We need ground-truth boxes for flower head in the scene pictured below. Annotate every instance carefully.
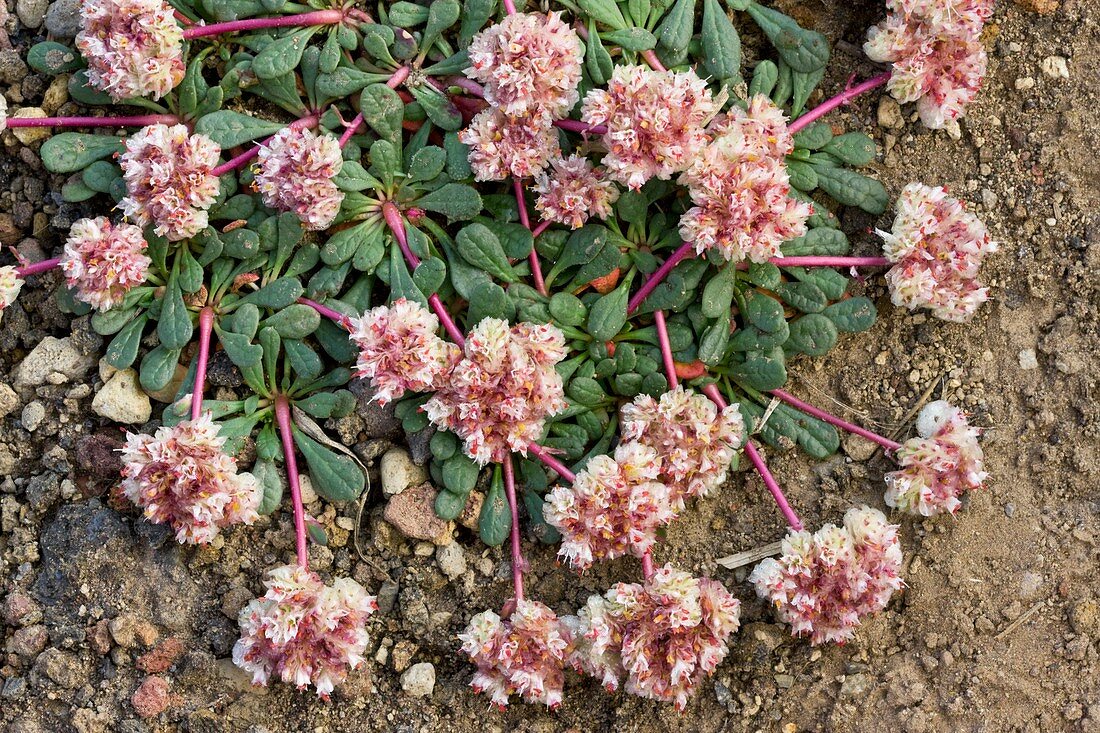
[544,441,677,569]
[459,600,572,709]
[61,217,151,311]
[423,319,567,465]
[0,95,7,132]
[620,386,745,506]
[865,0,994,134]
[750,506,904,644]
[233,564,377,697]
[0,266,24,320]
[119,124,221,241]
[581,65,723,189]
[349,298,460,405]
[878,182,997,322]
[459,108,561,181]
[466,11,583,122]
[76,0,185,101]
[533,154,619,229]
[678,96,811,263]
[255,126,345,231]
[120,412,261,544]
[564,566,741,711]
[885,400,986,515]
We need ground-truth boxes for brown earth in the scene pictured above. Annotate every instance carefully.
[1,0,1098,731]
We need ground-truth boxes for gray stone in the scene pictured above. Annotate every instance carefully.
[0,383,18,418]
[20,401,45,432]
[13,337,97,389]
[406,426,435,466]
[877,96,904,130]
[380,448,427,496]
[92,369,152,424]
[399,662,435,697]
[436,542,466,580]
[45,0,83,37]
[16,0,49,28]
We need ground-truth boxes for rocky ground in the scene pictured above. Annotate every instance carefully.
[1,0,1098,731]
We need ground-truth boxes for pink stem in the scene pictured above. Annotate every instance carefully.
[744,441,803,531]
[531,220,552,238]
[789,72,891,133]
[182,9,344,39]
[502,0,517,14]
[653,310,679,390]
[756,256,890,268]
[381,203,466,348]
[339,66,412,147]
[6,114,178,128]
[526,442,576,483]
[702,382,727,410]
[640,50,666,72]
[502,455,525,602]
[769,388,901,452]
[298,297,351,330]
[274,395,310,568]
[448,77,485,97]
[641,551,656,580]
[627,242,695,314]
[190,307,214,421]
[513,179,548,296]
[16,257,61,277]
[210,114,318,177]
[553,119,607,136]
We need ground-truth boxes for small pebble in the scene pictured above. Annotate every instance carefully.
[400,662,436,697]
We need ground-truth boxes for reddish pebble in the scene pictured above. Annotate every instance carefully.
[131,676,170,718]
[137,637,185,673]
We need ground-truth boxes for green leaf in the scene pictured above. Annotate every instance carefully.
[413,258,447,295]
[40,133,124,174]
[730,348,787,391]
[195,110,283,148]
[430,431,459,461]
[545,225,613,285]
[408,146,448,183]
[568,376,606,407]
[91,306,137,336]
[360,83,405,142]
[467,281,512,325]
[296,390,355,419]
[792,122,833,150]
[701,264,736,318]
[409,83,464,132]
[775,280,827,313]
[252,28,317,79]
[579,0,627,29]
[784,266,848,300]
[389,0,430,25]
[254,459,285,515]
[444,132,472,180]
[158,279,193,350]
[601,27,658,51]
[822,132,877,166]
[791,67,825,117]
[442,453,479,494]
[655,0,696,54]
[178,247,204,294]
[746,261,781,290]
[549,293,587,327]
[812,165,889,214]
[786,313,838,356]
[481,221,533,260]
[217,329,263,368]
[479,469,511,547]
[417,183,482,220]
[105,315,148,370]
[293,426,366,502]
[322,221,375,266]
[284,339,323,381]
[786,159,818,191]
[701,0,741,84]
[699,313,730,365]
[369,139,403,183]
[455,223,516,282]
[823,296,877,332]
[781,227,849,257]
[435,489,467,520]
[743,290,786,332]
[28,42,83,74]
[586,277,631,341]
[749,60,779,98]
[423,0,462,51]
[585,21,614,85]
[333,160,382,192]
[729,321,789,351]
[746,3,829,73]
[61,179,96,203]
[263,304,320,339]
[389,241,428,307]
[139,346,180,392]
[317,66,389,98]
[239,277,304,310]
[523,489,561,544]
[459,0,497,44]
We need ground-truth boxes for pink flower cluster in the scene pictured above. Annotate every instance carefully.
[120,412,261,544]
[885,400,987,515]
[620,386,745,507]
[544,442,677,569]
[750,506,904,644]
[424,318,567,465]
[0,266,24,320]
[679,95,811,263]
[61,217,150,311]
[533,154,619,229]
[349,298,459,405]
[255,127,345,231]
[458,600,571,708]
[233,564,377,697]
[864,0,994,134]
[120,124,221,241]
[564,565,741,711]
[581,65,723,190]
[879,182,997,322]
[460,12,582,181]
[76,0,185,101]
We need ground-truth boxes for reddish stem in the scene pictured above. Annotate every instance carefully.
[531,220,552,238]
[447,77,485,97]
[640,50,666,73]
[757,256,890,269]
[513,179,548,296]
[16,257,61,277]
[298,297,351,330]
[338,66,411,147]
[744,441,803,531]
[381,202,466,348]
[502,0,517,14]
[502,455,525,602]
[6,114,178,129]
[526,442,576,483]
[190,307,214,421]
[701,382,727,409]
[182,9,345,39]
[553,119,607,136]
[210,114,319,177]
[274,395,309,568]
[769,388,901,452]
[653,310,679,390]
[789,72,891,134]
[627,242,695,314]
